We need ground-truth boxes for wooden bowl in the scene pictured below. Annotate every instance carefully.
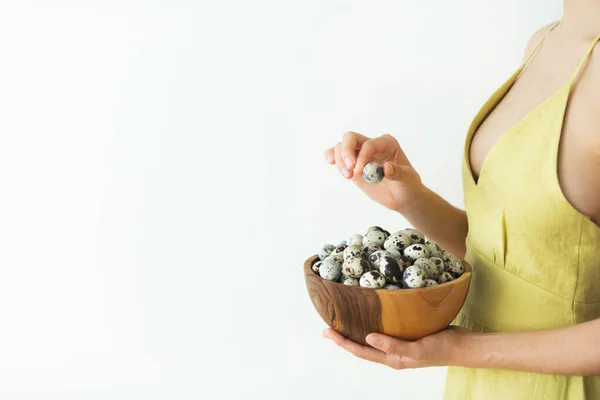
[304,255,472,345]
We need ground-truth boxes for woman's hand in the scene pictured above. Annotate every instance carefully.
[324,132,424,212]
[322,326,472,370]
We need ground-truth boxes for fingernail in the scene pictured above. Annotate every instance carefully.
[366,334,380,346]
[322,329,330,339]
[341,167,351,178]
[344,156,354,169]
[387,164,394,176]
[327,155,334,163]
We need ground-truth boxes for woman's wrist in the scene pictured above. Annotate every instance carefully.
[393,182,429,215]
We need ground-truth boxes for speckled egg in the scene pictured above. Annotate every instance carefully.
[366,226,385,234]
[362,229,387,248]
[447,260,464,278]
[343,245,363,260]
[424,239,443,258]
[424,279,438,287]
[442,251,463,277]
[402,265,426,288]
[414,258,439,281]
[429,257,445,276]
[384,231,411,252]
[342,276,359,286]
[368,250,392,268]
[318,244,336,261]
[363,162,384,184]
[397,255,413,269]
[383,283,402,290]
[386,247,402,260]
[404,244,431,261]
[312,260,323,275]
[401,228,425,244]
[359,270,387,288]
[337,240,347,247]
[331,245,347,259]
[319,256,342,281]
[438,271,455,284]
[363,244,382,256]
[342,256,370,278]
[379,256,404,283]
[347,234,364,247]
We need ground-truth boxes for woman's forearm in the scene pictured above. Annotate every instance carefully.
[456,318,600,375]
[397,184,468,258]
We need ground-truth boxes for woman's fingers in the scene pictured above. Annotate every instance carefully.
[334,143,352,179]
[383,162,413,182]
[353,134,398,175]
[341,131,369,171]
[324,147,335,164]
[366,333,413,356]
[323,328,387,364]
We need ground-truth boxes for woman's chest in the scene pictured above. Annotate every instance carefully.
[468,57,600,224]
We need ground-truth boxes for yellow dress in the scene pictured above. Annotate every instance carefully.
[444,22,600,399]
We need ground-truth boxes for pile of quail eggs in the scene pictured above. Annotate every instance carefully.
[312,226,464,289]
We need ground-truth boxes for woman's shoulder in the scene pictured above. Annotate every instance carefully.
[522,21,560,61]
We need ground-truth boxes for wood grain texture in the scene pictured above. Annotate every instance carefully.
[304,255,472,345]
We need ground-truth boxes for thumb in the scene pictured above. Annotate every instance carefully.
[366,333,412,355]
[383,162,411,182]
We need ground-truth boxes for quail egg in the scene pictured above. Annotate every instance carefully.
[429,257,445,276]
[363,243,382,255]
[363,229,387,248]
[359,270,386,288]
[414,258,439,281]
[404,244,431,261]
[424,279,438,287]
[424,239,443,258]
[366,226,385,234]
[402,265,426,288]
[347,234,364,247]
[331,245,347,258]
[384,231,411,252]
[379,256,404,283]
[447,260,464,278]
[318,244,336,261]
[363,162,384,184]
[442,251,464,277]
[386,247,402,260]
[312,260,323,275]
[438,271,455,284]
[342,276,359,286]
[337,240,348,247]
[343,245,363,260]
[401,229,425,244]
[319,256,342,281]
[369,250,392,268]
[383,283,402,290]
[342,256,370,278]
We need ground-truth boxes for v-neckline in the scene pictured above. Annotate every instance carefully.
[465,74,571,188]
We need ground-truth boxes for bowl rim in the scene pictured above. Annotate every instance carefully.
[304,254,472,294]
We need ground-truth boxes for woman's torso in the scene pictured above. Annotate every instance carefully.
[469,23,600,224]
[444,22,600,399]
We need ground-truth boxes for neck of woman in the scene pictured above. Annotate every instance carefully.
[562,0,600,38]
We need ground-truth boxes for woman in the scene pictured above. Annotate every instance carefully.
[322,2,600,399]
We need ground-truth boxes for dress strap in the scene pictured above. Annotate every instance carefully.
[568,34,600,85]
[523,21,561,66]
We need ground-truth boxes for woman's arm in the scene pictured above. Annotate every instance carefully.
[460,318,600,375]
[324,132,468,258]
[323,317,600,376]
[395,185,468,259]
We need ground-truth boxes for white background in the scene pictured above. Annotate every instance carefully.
[0,1,560,399]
